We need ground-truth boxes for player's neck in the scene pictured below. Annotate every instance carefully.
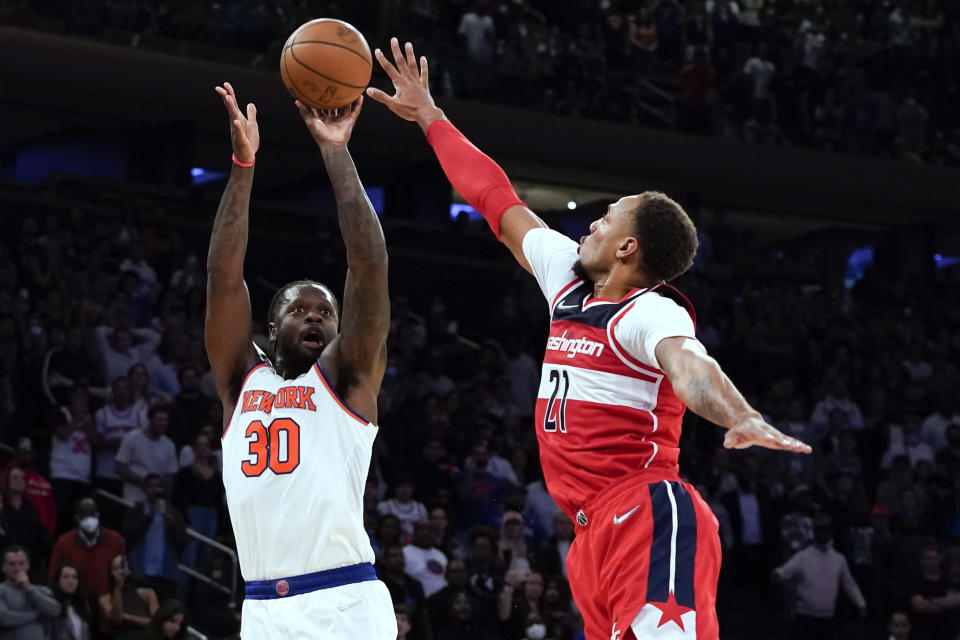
[591,265,654,301]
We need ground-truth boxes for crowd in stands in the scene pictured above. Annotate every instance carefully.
[0,174,957,640]
[5,0,960,165]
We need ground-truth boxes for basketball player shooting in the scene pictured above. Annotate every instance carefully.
[368,40,811,640]
[206,83,395,639]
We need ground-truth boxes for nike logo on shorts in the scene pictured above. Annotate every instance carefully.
[337,599,362,612]
[612,504,642,525]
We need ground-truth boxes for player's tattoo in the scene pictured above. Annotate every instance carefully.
[320,145,386,262]
[685,374,729,427]
[208,168,254,273]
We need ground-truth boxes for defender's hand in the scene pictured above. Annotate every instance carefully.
[296,97,362,147]
[724,416,812,453]
[366,38,443,130]
[214,82,260,164]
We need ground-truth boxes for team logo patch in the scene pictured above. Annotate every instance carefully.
[275,580,290,596]
[576,509,588,526]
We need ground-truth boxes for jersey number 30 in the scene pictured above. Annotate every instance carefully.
[241,418,301,477]
[544,369,570,433]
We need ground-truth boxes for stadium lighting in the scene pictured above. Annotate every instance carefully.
[567,201,577,210]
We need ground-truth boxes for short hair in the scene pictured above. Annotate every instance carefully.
[148,405,170,420]
[267,280,337,326]
[468,525,497,547]
[2,544,27,562]
[630,192,698,282]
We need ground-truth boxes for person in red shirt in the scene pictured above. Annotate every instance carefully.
[8,438,56,536]
[49,497,126,614]
[369,39,812,640]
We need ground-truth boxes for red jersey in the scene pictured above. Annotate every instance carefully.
[523,229,697,519]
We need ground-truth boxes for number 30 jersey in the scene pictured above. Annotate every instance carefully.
[221,358,377,581]
[522,229,697,520]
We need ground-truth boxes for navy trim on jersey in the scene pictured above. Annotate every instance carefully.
[312,361,370,425]
[552,283,652,329]
[646,481,697,608]
[245,562,377,599]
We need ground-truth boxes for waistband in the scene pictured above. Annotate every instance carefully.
[245,562,377,600]
[575,465,681,528]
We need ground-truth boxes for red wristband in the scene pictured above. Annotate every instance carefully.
[232,153,255,168]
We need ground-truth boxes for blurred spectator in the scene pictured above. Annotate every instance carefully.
[378,542,432,640]
[677,47,716,135]
[50,386,96,534]
[498,511,532,572]
[98,553,159,640]
[9,439,55,536]
[780,484,816,557]
[169,366,208,449]
[524,476,559,540]
[379,473,429,542]
[907,544,960,640]
[94,376,148,502]
[404,520,448,598]
[464,436,517,485]
[465,526,504,620]
[883,418,935,469]
[173,431,222,570]
[49,498,126,615]
[374,514,403,559]
[177,424,222,471]
[811,381,864,430]
[457,2,495,65]
[121,474,187,600]
[115,406,177,503]
[886,610,913,640]
[145,598,188,640]
[426,559,470,625]
[498,569,544,640]
[93,325,161,385]
[0,545,60,640]
[396,602,412,640]
[43,328,102,406]
[435,590,491,640]
[921,394,960,452]
[743,42,776,109]
[459,440,510,530]
[533,511,574,578]
[772,514,867,639]
[128,363,173,411]
[541,576,577,640]
[2,466,49,580]
[49,563,92,640]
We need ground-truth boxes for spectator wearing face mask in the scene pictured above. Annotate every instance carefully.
[772,514,867,639]
[49,498,125,614]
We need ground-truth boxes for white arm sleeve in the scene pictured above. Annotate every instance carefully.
[612,293,697,369]
[520,228,581,305]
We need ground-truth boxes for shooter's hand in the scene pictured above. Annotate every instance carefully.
[214,82,260,164]
[296,97,362,148]
[366,38,444,132]
[724,416,812,453]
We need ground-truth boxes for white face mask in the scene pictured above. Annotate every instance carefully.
[79,516,99,533]
[526,624,547,640]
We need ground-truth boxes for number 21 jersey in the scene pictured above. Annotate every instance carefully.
[522,228,697,520]
[222,359,377,581]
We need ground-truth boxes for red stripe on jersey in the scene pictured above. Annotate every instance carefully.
[606,301,664,376]
[544,320,658,382]
[581,286,646,308]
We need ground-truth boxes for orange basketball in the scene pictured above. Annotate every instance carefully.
[280,19,372,110]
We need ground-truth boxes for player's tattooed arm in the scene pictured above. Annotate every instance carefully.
[656,337,812,453]
[206,83,260,407]
[298,99,389,419]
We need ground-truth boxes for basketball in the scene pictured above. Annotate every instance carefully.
[280,19,372,110]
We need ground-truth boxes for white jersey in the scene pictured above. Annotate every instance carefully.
[222,359,378,582]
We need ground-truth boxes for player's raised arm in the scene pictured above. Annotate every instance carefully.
[205,83,261,407]
[367,38,548,273]
[296,98,389,423]
[655,336,812,453]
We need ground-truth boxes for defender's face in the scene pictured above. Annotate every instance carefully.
[272,284,339,363]
[576,196,640,279]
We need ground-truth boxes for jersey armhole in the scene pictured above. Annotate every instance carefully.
[312,362,374,428]
[221,362,271,439]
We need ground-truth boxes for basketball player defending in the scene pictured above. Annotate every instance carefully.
[207,83,395,639]
[368,40,811,640]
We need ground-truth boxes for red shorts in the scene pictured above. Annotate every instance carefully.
[566,473,721,640]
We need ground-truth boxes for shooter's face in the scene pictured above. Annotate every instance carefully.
[575,196,641,281]
[271,284,339,365]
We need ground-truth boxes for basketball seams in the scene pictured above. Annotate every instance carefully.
[287,47,369,90]
[286,40,372,66]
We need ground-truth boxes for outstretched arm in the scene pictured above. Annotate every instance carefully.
[655,337,811,453]
[205,82,261,408]
[296,99,389,422]
[367,38,548,272]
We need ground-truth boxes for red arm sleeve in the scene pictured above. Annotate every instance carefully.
[425,119,526,240]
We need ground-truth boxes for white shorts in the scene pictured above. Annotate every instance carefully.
[240,579,397,640]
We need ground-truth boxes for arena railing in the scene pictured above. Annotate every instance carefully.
[93,489,240,609]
